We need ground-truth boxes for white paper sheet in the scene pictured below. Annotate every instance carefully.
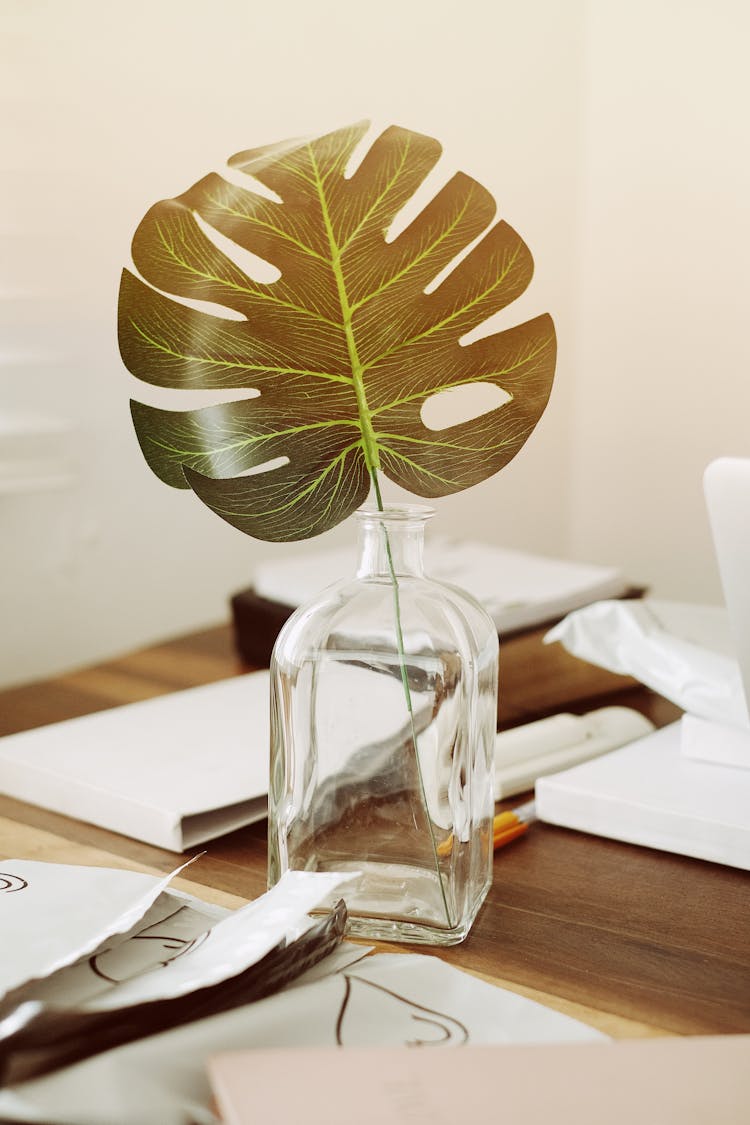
[13,893,227,1010]
[0,952,605,1125]
[0,859,194,1003]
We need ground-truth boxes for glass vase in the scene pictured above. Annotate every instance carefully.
[267,505,498,945]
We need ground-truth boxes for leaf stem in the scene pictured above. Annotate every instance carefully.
[370,468,453,931]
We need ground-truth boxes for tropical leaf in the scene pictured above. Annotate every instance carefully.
[119,122,556,541]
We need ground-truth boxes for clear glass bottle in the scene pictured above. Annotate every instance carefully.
[268,505,498,945]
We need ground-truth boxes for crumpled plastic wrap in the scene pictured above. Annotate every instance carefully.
[545,598,749,729]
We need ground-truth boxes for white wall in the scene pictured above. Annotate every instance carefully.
[1,0,584,687]
[569,0,750,601]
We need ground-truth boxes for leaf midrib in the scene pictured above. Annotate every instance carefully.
[308,144,381,477]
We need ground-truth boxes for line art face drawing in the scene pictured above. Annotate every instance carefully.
[0,873,28,893]
[335,973,470,1047]
[89,928,211,983]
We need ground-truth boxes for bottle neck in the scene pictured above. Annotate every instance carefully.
[355,506,432,579]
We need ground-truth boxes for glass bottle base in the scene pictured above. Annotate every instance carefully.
[342,908,481,947]
[289,859,490,947]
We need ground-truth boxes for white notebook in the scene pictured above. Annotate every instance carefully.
[0,674,270,851]
[536,721,750,871]
[2,666,654,852]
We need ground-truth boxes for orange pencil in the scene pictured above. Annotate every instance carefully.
[492,799,536,849]
[438,800,537,856]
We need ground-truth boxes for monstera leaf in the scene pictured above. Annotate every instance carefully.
[119,122,555,541]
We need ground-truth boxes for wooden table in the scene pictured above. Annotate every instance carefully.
[1,623,748,1040]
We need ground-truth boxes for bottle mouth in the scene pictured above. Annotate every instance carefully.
[355,503,435,524]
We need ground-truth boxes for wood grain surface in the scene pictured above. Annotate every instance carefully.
[2,622,747,1040]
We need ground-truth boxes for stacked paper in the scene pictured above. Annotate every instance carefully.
[253,538,628,634]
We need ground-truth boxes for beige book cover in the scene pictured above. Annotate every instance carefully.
[209,1037,750,1125]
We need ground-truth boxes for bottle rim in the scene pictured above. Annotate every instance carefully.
[354,503,435,523]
